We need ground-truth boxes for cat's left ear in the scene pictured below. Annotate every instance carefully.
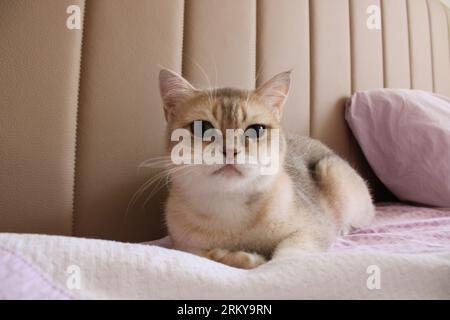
[255,71,292,120]
[159,68,196,122]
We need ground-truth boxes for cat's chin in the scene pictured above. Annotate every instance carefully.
[203,165,255,189]
[211,164,242,177]
[171,164,271,193]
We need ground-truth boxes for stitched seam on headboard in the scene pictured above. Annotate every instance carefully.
[346,0,353,164]
[306,0,311,137]
[308,0,312,137]
[253,0,257,90]
[427,0,436,92]
[71,0,88,236]
[181,0,186,77]
[380,0,387,88]
[404,0,412,89]
[405,0,413,89]
[446,2,450,74]
[348,0,354,94]
[255,0,260,88]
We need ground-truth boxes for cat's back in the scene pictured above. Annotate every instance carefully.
[284,134,335,205]
[285,134,334,166]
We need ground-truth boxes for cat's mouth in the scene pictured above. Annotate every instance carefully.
[212,164,242,177]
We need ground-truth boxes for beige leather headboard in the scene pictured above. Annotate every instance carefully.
[1,0,450,241]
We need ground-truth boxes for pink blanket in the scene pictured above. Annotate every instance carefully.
[1,203,449,299]
[332,203,450,253]
[151,203,450,254]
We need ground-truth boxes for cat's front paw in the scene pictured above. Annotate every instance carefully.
[205,248,267,269]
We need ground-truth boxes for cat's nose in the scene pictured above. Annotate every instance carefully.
[223,148,241,163]
[223,148,239,156]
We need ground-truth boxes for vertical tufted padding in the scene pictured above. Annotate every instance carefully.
[448,6,450,52]
[73,0,184,241]
[310,0,352,160]
[428,0,450,96]
[0,0,84,235]
[256,0,310,136]
[350,0,384,90]
[407,0,434,91]
[349,0,396,201]
[381,0,411,88]
[183,0,256,89]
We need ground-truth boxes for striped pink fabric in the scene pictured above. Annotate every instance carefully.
[0,246,74,300]
[332,203,450,253]
[1,204,449,299]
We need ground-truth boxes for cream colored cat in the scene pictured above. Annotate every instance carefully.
[158,68,375,269]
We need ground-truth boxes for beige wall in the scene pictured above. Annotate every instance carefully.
[442,0,450,8]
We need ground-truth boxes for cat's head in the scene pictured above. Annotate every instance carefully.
[159,68,291,192]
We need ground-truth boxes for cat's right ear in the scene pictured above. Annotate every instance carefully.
[159,68,196,122]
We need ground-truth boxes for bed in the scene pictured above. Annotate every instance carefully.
[1,203,449,300]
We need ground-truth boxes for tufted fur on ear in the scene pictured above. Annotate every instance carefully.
[159,68,196,122]
[255,71,292,120]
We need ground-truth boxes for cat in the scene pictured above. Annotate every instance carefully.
[158,68,375,269]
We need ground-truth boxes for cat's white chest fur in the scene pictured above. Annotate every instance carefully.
[187,190,253,228]
[166,172,298,254]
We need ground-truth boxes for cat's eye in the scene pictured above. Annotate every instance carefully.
[190,120,214,138]
[245,124,267,139]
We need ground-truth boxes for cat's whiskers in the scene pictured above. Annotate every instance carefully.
[190,58,217,107]
[255,59,266,86]
[138,158,175,170]
[142,165,197,208]
[126,159,184,220]
[126,157,200,221]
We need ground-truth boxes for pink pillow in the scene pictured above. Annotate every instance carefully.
[345,89,450,207]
